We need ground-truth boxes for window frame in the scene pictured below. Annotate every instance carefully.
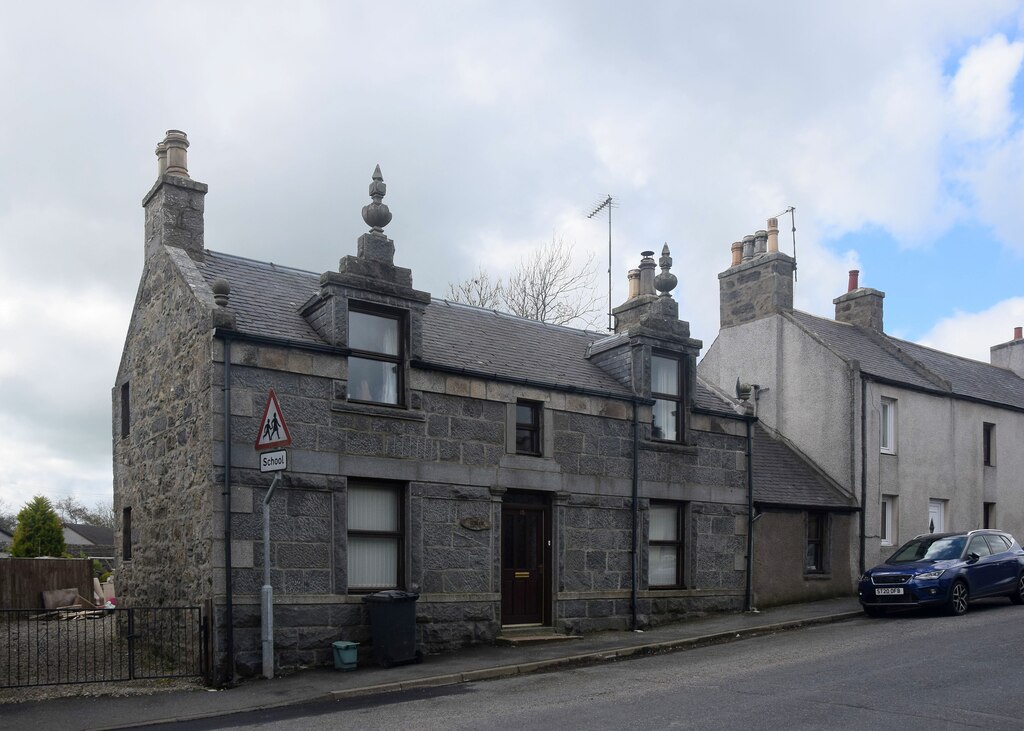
[651,352,683,443]
[515,400,543,456]
[805,511,828,574]
[880,397,897,455]
[880,496,895,547]
[983,422,995,466]
[346,481,405,593]
[648,501,685,589]
[347,304,404,407]
[120,382,130,439]
[121,507,132,561]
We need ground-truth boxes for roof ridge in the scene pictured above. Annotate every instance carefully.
[205,249,320,277]
[431,298,604,336]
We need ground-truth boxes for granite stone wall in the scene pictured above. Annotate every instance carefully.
[113,245,217,611]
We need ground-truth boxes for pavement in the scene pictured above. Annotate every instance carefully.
[6,596,863,730]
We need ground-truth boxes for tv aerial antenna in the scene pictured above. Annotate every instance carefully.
[774,206,797,281]
[587,194,617,330]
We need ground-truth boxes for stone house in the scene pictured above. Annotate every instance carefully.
[113,131,845,681]
[700,221,1024,597]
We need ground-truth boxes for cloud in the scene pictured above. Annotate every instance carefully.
[917,296,1024,362]
[950,34,1024,141]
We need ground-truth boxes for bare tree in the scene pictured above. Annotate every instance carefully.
[447,237,602,328]
[53,495,115,529]
[446,267,503,309]
[0,498,15,533]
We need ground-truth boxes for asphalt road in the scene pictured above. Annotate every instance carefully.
[159,599,1024,731]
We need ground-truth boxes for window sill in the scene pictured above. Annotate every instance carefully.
[499,454,561,472]
[640,440,698,456]
[803,572,832,580]
[331,400,426,422]
[880,448,896,456]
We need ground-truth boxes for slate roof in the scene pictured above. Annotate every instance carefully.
[751,428,857,509]
[64,523,115,546]
[789,310,1024,409]
[196,252,323,344]
[695,379,856,510]
[421,301,631,394]
[193,250,632,395]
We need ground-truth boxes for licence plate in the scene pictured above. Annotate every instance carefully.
[875,587,903,596]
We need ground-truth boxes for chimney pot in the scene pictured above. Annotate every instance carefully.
[742,235,755,262]
[627,268,640,299]
[754,230,768,256]
[730,241,742,267]
[848,270,860,292]
[767,218,779,253]
[1015,326,1022,340]
[162,130,190,178]
[638,251,657,296]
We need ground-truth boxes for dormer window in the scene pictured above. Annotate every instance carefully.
[349,307,402,405]
[651,354,681,442]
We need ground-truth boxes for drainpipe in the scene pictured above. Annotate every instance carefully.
[744,416,756,612]
[630,398,640,630]
[222,336,234,683]
[859,376,867,576]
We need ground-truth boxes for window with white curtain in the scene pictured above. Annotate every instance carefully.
[880,397,896,454]
[649,502,684,588]
[651,354,681,442]
[348,308,402,405]
[347,482,403,590]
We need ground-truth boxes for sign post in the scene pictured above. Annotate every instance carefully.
[255,390,291,680]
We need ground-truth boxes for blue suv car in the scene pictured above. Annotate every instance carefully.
[859,530,1024,616]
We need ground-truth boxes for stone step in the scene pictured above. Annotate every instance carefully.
[494,627,584,647]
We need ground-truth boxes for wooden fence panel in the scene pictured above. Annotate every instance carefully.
[0,558,93,609]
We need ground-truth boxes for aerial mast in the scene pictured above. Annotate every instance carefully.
[587,195,616,330]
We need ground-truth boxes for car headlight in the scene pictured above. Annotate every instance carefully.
[859,573,872,582]
[916,569,945,581]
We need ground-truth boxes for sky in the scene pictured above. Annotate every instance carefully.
[2,1,1024,515]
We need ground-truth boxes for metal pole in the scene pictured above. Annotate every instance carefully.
[262,472,281,679]
[608,203,613,331]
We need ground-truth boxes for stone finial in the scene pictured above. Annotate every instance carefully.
[638,250,657,296]
[163,130,190,178]
[655,243,677,297]
[361,164,393,233]
[212,279,231,307]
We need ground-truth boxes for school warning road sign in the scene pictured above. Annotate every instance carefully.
[255,390,292,450]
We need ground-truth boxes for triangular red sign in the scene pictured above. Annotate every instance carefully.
[255,390,292,450]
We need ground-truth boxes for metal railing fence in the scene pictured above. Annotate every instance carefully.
[0,606,207,688]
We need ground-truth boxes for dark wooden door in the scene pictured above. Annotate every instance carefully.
[501,499,547,625]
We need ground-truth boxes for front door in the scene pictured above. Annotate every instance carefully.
[928,500,945,533]
[501,493,549,625]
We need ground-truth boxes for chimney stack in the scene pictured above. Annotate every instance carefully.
[834,271,884,330]
[718,218,796,328]
[991,326,1024,378]
[142,130,207,260]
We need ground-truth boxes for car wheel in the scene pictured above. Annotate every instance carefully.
[863,606,886,618]
[946,580,969,616]
[1010,574,1024,605]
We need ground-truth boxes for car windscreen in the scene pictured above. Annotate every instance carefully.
[889,536,966,563]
